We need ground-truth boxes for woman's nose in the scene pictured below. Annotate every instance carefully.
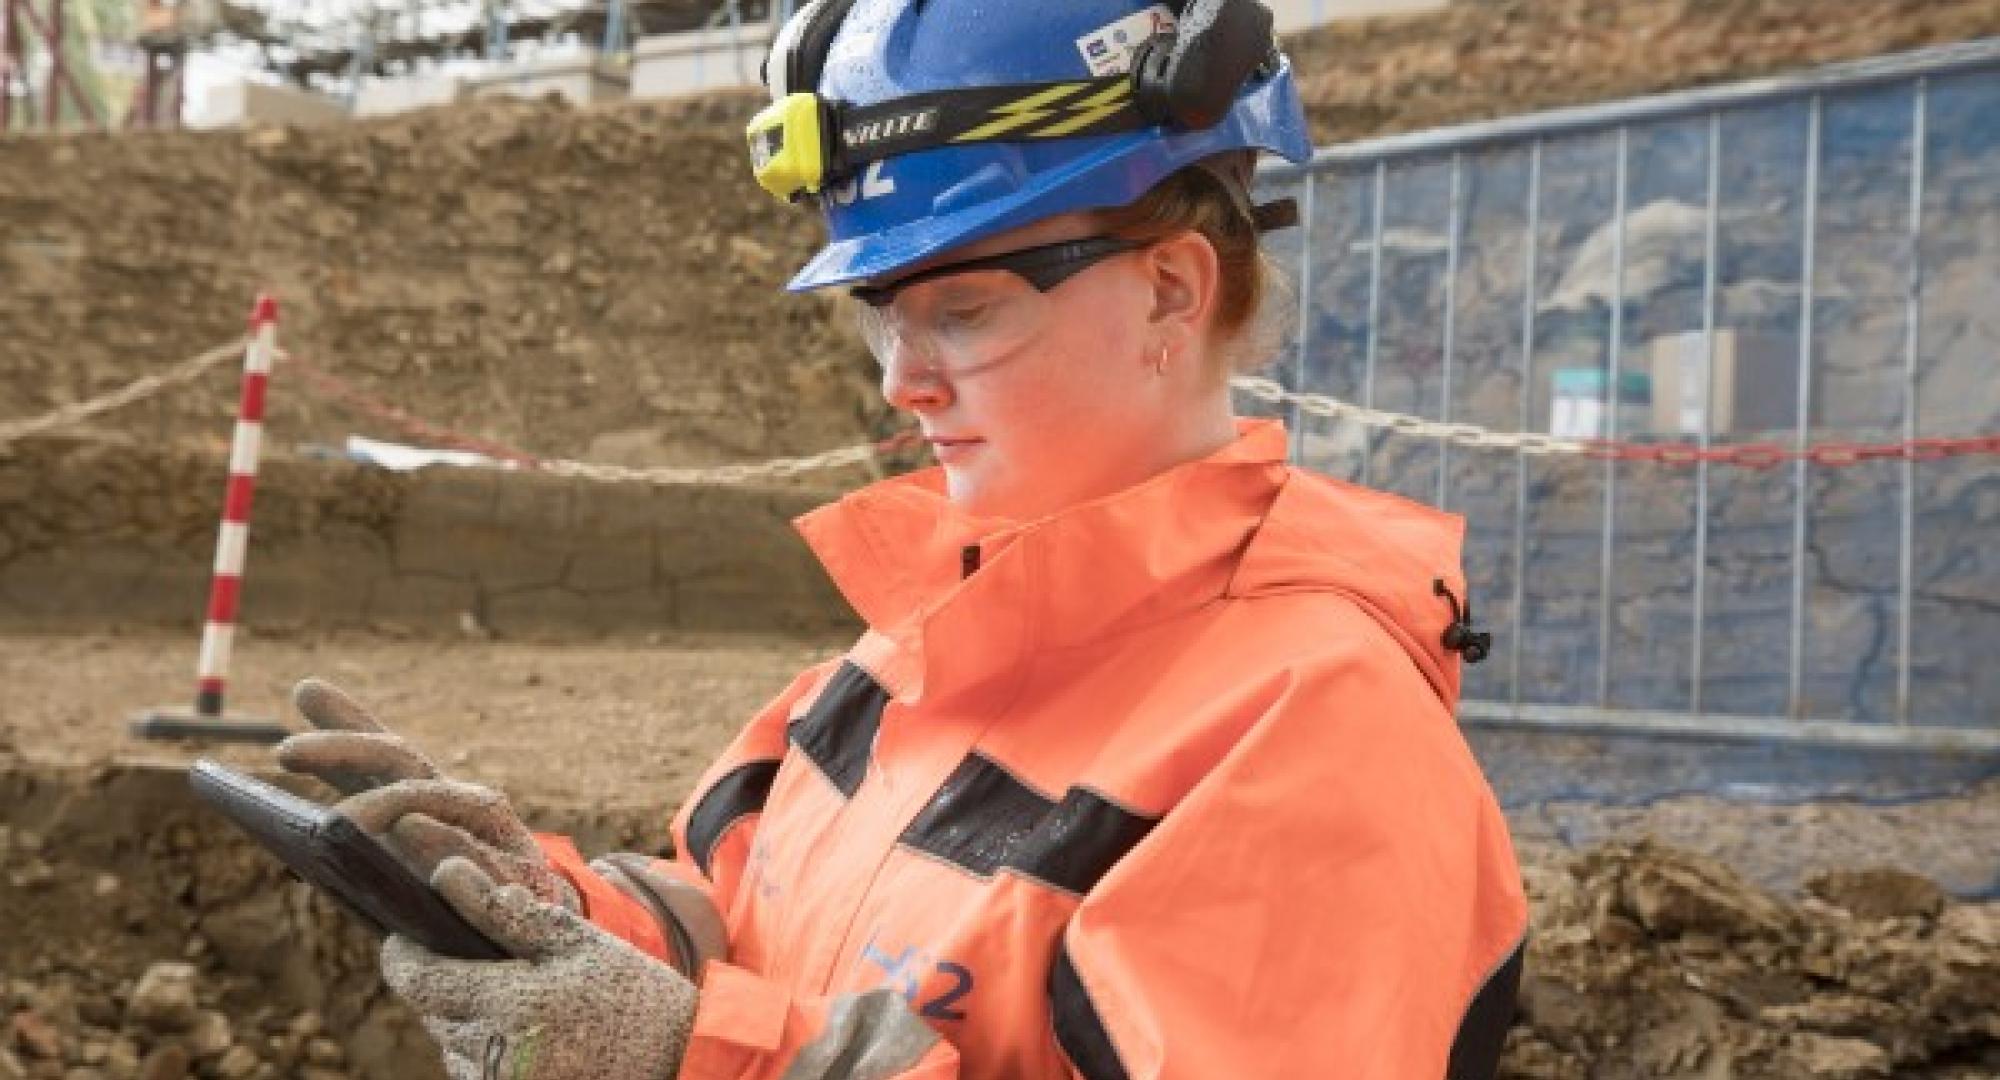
[879,343,952,413]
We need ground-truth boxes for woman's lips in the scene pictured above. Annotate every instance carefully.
[927,437,983,464]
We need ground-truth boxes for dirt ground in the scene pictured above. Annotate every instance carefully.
[0,630,838,1080]
[0,629,839,813]
[4,629,1999,1078]
[4,629,1994,894]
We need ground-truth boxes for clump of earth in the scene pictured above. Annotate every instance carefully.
[1507,840,2000,1078]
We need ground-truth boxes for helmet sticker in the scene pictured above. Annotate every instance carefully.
[827,161,898,207]
[1075,5,1179,78]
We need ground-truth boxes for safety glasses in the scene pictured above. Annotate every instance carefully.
[850,236,1146,308]
[851,235,1146,375]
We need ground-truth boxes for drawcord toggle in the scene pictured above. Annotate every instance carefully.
[1433,578,1491,665]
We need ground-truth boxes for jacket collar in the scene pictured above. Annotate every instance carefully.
[795,420,1292,705]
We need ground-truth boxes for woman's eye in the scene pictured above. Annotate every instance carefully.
[940,305,991,328]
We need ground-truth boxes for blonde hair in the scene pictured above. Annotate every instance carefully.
[1089,155,1294,383]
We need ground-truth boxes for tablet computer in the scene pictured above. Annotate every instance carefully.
[189,759,509,961]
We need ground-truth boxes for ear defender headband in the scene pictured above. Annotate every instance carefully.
[747,0,1295,228]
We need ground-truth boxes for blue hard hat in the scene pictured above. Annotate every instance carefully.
[780,0,1314,293]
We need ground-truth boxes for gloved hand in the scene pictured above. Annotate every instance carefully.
[275,677,578,910]
[384,857,698,1080]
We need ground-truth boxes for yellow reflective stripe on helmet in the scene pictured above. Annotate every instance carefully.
[950,82,1095,143]
[1023,80,1133,138]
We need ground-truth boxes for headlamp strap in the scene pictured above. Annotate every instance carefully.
[829,76,1145,175]
[789,0,864,96]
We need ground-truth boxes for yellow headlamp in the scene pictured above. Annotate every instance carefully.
[747,93,831,202]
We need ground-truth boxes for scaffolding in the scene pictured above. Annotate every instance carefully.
[249,0,746,87]
[0,0,759,131]
[0,0,98,130]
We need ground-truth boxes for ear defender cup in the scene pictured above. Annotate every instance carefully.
[1130,30,1181,126]
[1131,0,1277,130]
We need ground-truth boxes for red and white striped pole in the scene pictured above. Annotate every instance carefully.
[193,294,275,717]
[132,293,290,742]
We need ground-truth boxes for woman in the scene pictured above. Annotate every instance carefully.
[277,1,1529,1077]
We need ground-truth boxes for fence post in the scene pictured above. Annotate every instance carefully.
[1691,109,1722,715]
[1897,79,1929,726]
[1787,95,1824,720]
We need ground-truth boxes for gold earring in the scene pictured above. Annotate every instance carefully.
[1154,344,1169,376]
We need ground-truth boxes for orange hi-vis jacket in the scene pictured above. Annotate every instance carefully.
[541,419,1529,1080]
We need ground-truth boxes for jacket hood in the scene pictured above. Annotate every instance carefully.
[794,419,1470,707]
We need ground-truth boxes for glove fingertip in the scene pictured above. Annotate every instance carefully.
[293,677,388,734]
[273,730,341,769]
[434,857,583,960]
[393,814,486,875]
[271,734,308,769]
[432,856,524,945]
[431,853,490,893]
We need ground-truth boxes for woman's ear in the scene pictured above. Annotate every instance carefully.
[1144,230,1221,352]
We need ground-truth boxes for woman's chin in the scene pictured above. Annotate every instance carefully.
[943,467,1015,522]
[943,469,986,512]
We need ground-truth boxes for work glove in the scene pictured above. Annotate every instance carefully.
[275,677,579,910]
[383,856,698,1080]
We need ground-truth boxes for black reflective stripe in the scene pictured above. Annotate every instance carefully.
[1050,942,1129,1080]
[1447,936,1526,1080]
[899,754,1051,876]
[899,753,1158,895]
[685,760,779,877]
[1023,787,1158,894]
[833,78,1144,169]
[788,662,889,799]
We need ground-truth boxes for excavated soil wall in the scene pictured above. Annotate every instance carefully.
[0,438,854,637]
[0,93,884,469]
[9,0,2000,468]
[6,0,2000,645]
[1288,0,2000,142]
